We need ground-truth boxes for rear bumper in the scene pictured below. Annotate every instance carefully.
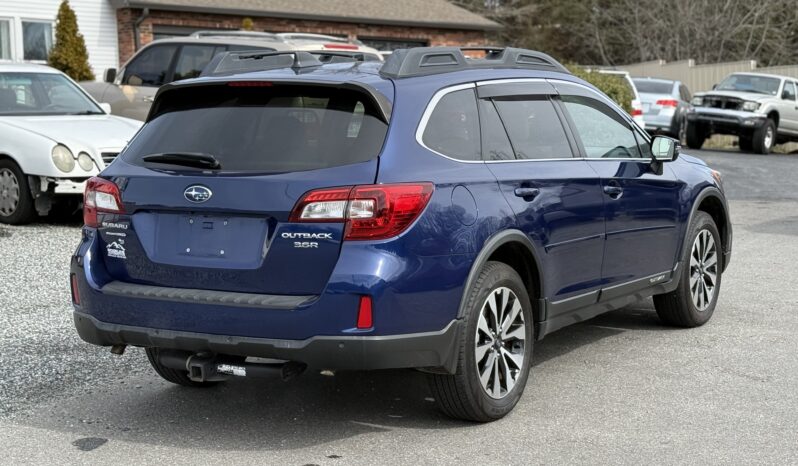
[74,310,461,372]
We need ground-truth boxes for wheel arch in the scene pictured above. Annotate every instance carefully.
[685,187,731,271]
[457,229,546,323]
[766,110,779,127]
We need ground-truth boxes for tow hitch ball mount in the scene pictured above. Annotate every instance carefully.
[157,350,307,382]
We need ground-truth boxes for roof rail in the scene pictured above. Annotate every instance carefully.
[189,30,281,42]
[379,46,570,78]
[200,50,322,77]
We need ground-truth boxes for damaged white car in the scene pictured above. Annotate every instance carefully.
[0,64,141,224]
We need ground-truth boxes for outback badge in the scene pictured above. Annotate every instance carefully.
[184,185,212,203]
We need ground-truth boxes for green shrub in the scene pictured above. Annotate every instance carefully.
[568,66,633,113]
[48,0,94,81]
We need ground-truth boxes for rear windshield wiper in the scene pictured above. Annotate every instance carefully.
[141,152,222,170]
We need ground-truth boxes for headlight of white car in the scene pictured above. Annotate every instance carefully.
[77,152,95,171]
[742,101,760,112]
[691,96,703,106]
[51,144,75,173]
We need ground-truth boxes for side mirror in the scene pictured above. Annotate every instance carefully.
[651,135,680,162]
[103,68,117,83]
[99,102,112,114]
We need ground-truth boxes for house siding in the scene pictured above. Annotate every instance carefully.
[116,8,487,64]
[0,0,119,79]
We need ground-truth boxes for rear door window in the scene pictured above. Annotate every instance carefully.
[123,84,388,172]
[492,97,572,160]
[421,88,481,161]
[122,44,178,87]
[173,45,226,81]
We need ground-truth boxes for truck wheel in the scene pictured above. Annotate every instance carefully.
[685,122,706,149]
[738,135,753,152]
[0,159,36,225]
[145,347,219,388]
[752,119,775,154]
[427,261,533,422]
[654,212,722,327]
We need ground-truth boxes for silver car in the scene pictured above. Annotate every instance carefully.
[81,32,294,121]
[633,78,693,140]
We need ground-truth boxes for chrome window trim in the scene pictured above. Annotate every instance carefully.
[415,78,654,164]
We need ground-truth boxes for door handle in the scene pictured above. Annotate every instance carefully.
[603,183,623,198]
[514,187,540,200]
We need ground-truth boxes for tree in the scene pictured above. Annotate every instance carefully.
[48,0,94,81]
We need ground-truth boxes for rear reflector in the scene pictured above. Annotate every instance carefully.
[656,99,679,107]
[83,177,124,228]
[357,296,373,329]
[290,183,434,240]
[70,274,80,305]
[324,43,358,50]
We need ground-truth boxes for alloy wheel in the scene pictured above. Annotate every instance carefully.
[689,230,718,311]
[0,168,20,217]
[764,126,774,149]
[474,286,526,399]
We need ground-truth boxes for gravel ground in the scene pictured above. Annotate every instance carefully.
[0,149,797,464]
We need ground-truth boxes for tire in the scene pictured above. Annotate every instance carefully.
[685,122,706,149]
[0,159,36,225]
[428,261,534,422]
[672,115,687,144]
[654,212,722,327]
[752,119,776,154]
[145,347,219,388]
[739,135,753,153]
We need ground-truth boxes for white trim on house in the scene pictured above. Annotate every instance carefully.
[0,0,118,80]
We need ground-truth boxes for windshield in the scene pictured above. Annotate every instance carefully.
[634,80,674,94]
[123,84,388,173]
[0,72,103,116]
[716,74,781,95]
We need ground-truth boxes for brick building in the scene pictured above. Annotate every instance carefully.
[111,0,500,64]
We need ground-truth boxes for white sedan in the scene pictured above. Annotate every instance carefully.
[0,63,142,224]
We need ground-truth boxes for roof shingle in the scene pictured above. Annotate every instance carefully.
[112,0,501,30]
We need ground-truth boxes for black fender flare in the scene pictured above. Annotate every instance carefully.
[456,229,546,320]
[682,186,732,271]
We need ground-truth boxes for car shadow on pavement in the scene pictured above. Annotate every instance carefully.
[15,303,672,452]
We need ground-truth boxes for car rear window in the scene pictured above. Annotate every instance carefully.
[634,80,674,94]
[122,84,388,172]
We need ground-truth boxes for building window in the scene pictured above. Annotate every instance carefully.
[358,37,428,52]
[0,19,11,60]
[22,21,53,61]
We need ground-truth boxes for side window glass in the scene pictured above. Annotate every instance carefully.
[492,97,572,159]
[633,128,652,158]
[562,95,641,159]
[782,82,796,101]
[122,44,178,87]
[478,99,514,161]
[422,88,481,161]
[173,45,225,81]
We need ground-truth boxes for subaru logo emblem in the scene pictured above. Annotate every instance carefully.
[184,185,212,203]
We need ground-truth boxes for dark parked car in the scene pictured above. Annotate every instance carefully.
[633,77,693,140]
[71,47,732,422]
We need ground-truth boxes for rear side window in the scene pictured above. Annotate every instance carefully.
[492,97,572,160]
[173,45,226,81]
[422,88,481,161]
[479,100,514,161]
[123,44,178,87]
[123,85,388,172]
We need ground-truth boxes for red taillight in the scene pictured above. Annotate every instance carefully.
[70,273,80,305]
[631,108,643,116]
[656,99,679,107]
[290,183,434,240]
[323,43,358,50]
[83,177,124,228]
[356,296,373,329]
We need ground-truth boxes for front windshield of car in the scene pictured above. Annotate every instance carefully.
[0,72,103,116]
[716,74,781,95]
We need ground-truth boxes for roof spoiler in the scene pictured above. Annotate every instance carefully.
[379,46,570,79]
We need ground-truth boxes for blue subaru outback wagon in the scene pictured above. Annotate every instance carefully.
[71,47,732,422]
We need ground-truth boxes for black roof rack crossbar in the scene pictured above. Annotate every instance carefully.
[307,50,369,64]
[379,46,570,78]
[200,50,323,77]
